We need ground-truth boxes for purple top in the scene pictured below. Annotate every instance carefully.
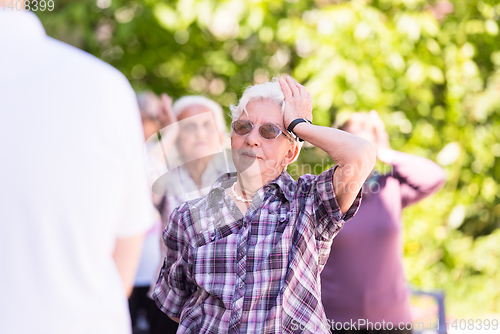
[321,151,446,327]
[153,167,362,334]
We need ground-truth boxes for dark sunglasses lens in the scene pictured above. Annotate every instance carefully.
[233,120,253,135]
[259,124,280,139]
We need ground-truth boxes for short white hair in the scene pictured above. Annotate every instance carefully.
[229,77,303,163]
[172,95,226,134]
[229,78,285,122]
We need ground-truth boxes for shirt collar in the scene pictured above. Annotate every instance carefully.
[267,170,296,202]
[206,170,296,207]
[0,11,46,42]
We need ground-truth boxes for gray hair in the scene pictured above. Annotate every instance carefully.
[229,78,285,122]
[172,95,226,133]
[229,78,303,163]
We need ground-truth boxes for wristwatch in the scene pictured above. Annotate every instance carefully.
[287,118,312,142]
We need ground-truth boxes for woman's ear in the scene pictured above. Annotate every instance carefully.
[281,143,299,167]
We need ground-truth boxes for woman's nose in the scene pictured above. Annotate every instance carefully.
[194,124,211,139]
[245,126,261,146]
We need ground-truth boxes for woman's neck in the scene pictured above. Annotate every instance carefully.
[236,167,284,196]
[235,174,262,197]
[184,157,211,190]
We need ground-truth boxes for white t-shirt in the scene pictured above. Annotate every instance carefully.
[0,12,155,334]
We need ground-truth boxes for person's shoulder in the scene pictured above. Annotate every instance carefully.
[172,172,235,223]
[172,196,211,220]
[293,173,319,197]
[169,195,217,237]
[296,166,337,188]
[297,173,318,184]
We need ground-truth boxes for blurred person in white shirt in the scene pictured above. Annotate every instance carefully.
[0,10,155,334]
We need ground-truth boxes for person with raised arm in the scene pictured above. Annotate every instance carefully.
[321,110,446,334]
[153,77,376,333]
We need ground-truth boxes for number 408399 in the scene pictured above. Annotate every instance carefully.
[1,0,55,11]
[446,319,499,331]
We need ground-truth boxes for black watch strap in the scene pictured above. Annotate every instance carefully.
[287,118,312,142]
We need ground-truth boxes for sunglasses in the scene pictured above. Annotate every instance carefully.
[232,120,292,141]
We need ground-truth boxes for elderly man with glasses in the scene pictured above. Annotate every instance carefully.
[153,76,376,334]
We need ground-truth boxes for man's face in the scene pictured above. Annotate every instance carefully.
[177,105,221,163]
[230,99,296,184]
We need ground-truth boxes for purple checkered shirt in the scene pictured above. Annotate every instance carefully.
[153,166,361,333]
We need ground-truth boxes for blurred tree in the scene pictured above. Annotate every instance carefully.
[36,0,500,316]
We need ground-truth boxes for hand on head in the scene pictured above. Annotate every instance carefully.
[278,76,313,129]
[157,93,176,128]
[155,93,180,145]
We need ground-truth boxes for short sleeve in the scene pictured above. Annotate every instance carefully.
[299,166,362,240]
[153,206,196,318]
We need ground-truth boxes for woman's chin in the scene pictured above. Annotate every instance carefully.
[236,159,263,177]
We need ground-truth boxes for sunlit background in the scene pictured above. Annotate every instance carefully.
[36,0,500,325]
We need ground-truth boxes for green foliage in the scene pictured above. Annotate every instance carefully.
[37,0,500,316]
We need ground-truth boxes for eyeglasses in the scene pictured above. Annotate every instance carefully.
[231,120,292,141]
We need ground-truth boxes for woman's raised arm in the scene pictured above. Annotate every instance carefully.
[279,77,376,215]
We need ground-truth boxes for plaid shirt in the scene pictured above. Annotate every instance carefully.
[153,166,361,333]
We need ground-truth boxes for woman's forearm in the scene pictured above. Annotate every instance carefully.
[293,123,374,168]
[390,151,446,188]
[277,76,375,212]
[292,122,376,213]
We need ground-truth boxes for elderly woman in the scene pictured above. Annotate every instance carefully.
[321,111,446,334]
[153,77,376,334]
[144,93,233,334]
[152,94,232,218]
